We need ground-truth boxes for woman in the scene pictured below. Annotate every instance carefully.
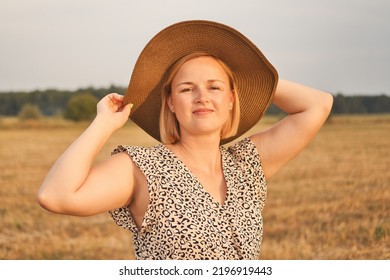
[37,20,333,259]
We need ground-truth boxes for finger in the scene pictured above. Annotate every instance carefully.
[120,103,133,116]
[108,93,124,103]
[110,95,127,109]
[113,93,124,99]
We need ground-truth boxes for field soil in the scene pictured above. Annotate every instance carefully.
[0,115,389,259]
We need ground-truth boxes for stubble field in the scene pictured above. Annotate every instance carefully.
[0,115,389,259]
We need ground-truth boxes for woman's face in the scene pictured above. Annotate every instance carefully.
[168,56,234,139]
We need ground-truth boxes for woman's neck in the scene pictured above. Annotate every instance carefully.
[168,134,222,173]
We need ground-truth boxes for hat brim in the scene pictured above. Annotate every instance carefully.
[124,20,278,144]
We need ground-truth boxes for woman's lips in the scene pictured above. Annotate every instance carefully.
[193,108,214,115]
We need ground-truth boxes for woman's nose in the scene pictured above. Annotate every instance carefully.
[195,87,210,103]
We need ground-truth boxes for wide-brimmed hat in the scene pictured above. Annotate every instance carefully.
[124,20,278,144]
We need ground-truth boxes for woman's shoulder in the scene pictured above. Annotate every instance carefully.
[224,137,262,168]
[110,144,168,170]
[111,143,163,156]
[226,137,258,156]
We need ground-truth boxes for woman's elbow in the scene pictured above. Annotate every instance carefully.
[324,92,334,113]
[36,186,69,214]
[318,91,334,118]
[37,187,57,212]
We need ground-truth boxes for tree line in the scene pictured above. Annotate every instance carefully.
[0,86,124,121]
[0,87,389,121]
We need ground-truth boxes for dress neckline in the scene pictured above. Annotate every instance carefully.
[159,143,231,207]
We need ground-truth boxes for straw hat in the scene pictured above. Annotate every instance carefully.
[124,20,278,144]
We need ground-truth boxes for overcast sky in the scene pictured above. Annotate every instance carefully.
[1,0,389,95]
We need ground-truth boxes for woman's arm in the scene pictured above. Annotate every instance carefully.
[250,79,333,179]
[37,93,134,216]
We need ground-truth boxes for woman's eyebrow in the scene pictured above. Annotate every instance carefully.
[175,82,194,88]
[208,79,225,84]
[176,80,226,87]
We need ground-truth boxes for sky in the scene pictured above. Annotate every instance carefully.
[1,0,389,95]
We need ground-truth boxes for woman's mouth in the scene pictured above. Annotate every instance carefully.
[193,108,214,115]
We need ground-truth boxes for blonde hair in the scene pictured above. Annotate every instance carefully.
[159,52,240,144]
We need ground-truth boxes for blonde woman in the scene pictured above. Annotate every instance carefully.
[38,20,333,259]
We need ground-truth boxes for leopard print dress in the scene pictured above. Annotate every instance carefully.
[109,138,267,260]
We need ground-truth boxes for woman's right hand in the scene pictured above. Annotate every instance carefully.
[96,93,133,132]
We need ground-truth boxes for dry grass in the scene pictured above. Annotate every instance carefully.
[0,115,389,259]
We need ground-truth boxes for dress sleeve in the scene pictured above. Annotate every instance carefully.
[227,137,264,172]
[227,138,267,211]
[108,145,139,233]
[108,145,161,234]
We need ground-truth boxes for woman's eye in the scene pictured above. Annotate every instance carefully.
[210,86,221,91]
[179,88,192,93]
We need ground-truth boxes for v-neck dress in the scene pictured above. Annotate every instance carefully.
[109,137,267,260]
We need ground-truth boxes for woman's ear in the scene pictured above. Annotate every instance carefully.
[167,95,174,112]
[229,89,235,107]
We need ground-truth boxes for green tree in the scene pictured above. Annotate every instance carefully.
[18,104,43,120]
[64,94,98,121]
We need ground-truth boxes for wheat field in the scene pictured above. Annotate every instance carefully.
[0,115,389,259]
